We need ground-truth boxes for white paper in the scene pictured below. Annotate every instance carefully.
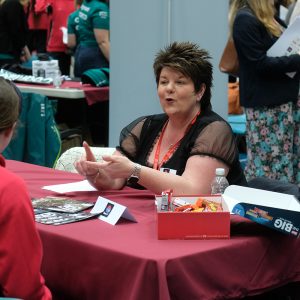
[60,27,68,44]
[279,5,288,21]
[91,196,137,225]
[32,60,59,79]
[223,185,300,212]
[42,180,97,193]
[267,16,300,78]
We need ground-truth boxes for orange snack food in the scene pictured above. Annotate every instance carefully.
[191,207,205,212]
[174,204,192,212]
[195,198,204,208]
[172,197,223,213]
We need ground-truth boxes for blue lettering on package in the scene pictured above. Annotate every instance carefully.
[232,203,245,217]
[232,203,300,237]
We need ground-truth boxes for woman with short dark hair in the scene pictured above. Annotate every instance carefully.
[75,42,247,195]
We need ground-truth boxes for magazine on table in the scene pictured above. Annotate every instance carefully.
[32,196,94,213]
[34,210,99,225]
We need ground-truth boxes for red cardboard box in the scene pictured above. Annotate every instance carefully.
[156,195,230,240]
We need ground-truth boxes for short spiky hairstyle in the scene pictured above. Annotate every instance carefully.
[153,41,213,111]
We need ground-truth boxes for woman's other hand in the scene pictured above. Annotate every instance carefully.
[74,142,128,190]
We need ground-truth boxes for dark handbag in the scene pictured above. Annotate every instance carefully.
[219,37,239,77]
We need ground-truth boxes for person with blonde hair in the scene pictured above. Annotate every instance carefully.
[230,0,300,185]
[0,78,52,300]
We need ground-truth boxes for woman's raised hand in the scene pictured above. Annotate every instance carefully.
[74,142,130,190]
[74,141,98,177]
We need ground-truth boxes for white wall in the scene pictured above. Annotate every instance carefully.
[109,0,228,146]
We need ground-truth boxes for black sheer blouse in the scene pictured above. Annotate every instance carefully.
[117,109,247,186]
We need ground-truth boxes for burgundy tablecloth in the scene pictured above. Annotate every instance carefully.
[61,81,109,105]
[17,81,109,105]
[6,160,300,300]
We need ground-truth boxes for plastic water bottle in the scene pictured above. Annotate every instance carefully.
[211,168,229,194]
[53,69,62,88]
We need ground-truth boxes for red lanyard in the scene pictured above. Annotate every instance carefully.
[153,111,200,170]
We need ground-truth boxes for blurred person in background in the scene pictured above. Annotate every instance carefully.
[74,0,109,77]
[35,0,75,75]
[230,0,300,186]
[67,0,83,77]
[26,0,49,54]
[0,0,31,68]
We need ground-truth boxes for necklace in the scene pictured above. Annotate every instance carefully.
[153,110,200,170]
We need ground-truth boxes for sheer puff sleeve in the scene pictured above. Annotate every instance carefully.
[117,116,147,160]
[191,121,237,166]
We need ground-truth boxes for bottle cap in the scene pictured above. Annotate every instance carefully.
[215,168,225,176]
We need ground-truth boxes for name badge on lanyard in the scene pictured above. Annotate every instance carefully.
[160,167,177,175]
